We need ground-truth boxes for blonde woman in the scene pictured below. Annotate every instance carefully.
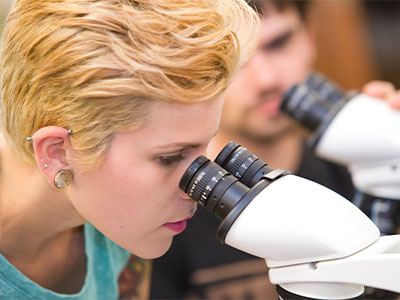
[0,0,260,297]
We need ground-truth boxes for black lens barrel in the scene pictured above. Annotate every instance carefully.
[281,84,334,131]
[179,143,288,242]
[280,71,348,132]
[305,71,345,104]
[215,141,274,187]
[179,141,277,220]
[179,156,250,220]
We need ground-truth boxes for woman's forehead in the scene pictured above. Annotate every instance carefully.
[125,98,224,148]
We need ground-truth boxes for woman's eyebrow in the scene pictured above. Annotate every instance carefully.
[151,143,201,151]
[152,129,219,151]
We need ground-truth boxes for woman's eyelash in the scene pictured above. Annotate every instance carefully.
[158,154,185,166]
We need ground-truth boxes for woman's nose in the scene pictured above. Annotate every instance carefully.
[179,189,192,201]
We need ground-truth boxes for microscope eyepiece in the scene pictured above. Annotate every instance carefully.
[214,141,241,166]
[280,71,352,147]
[280,84,334,132]
[215,141,274,187]
[179,155,249,220]
[179,155,209,193]
[305,71,345,104]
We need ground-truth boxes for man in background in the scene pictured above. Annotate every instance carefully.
[150,1,397,299]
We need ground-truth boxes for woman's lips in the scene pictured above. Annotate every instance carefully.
[164,206,196,234]
[163,219,187,234]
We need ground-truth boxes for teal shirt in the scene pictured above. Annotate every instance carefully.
[0,223,131,299]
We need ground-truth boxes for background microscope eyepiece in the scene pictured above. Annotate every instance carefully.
[280,71,348,132]
[305,71,345,104]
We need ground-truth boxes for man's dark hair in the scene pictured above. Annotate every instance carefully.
[247,0,311,20]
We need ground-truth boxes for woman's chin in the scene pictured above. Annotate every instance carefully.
[129,236,173,259]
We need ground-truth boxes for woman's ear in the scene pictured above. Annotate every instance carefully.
[31,126,74,188]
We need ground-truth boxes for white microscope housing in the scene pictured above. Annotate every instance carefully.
[280,72,400,235]
[312,93,400,200]
[223,174,400,299]
[179,147,400,299]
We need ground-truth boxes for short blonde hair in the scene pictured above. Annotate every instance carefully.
[0,0,260,170]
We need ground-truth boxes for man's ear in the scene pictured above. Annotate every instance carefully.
[31,126,73,188]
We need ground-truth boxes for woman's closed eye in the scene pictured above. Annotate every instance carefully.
[158,154,185,166]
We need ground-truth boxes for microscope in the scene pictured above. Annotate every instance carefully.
[179,142,400,299]
[280,71,400,235]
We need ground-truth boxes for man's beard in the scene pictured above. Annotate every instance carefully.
[234,121,299,144]
[220,113,299,145]
[221,88,302,143]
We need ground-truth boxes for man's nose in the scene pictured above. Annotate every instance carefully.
[247,54,281,89]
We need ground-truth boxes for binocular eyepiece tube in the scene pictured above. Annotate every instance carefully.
[179,141,288,240]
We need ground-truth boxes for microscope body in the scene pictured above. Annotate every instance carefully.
[179,141,400,299]
[223,174,379,267]
[179,72,400,299]
[281,72,400,235]
[312,93,400,200]
[222,174,400,298]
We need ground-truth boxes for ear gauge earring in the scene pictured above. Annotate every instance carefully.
[54,170,73,189]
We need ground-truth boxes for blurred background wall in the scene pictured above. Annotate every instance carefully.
[0,0,400,89]
[363,1,400,88]
[310,0,400,90]
[0,0,13,36]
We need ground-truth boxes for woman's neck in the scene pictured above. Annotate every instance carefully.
[0,135,87,293]
[0,138,80,254]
